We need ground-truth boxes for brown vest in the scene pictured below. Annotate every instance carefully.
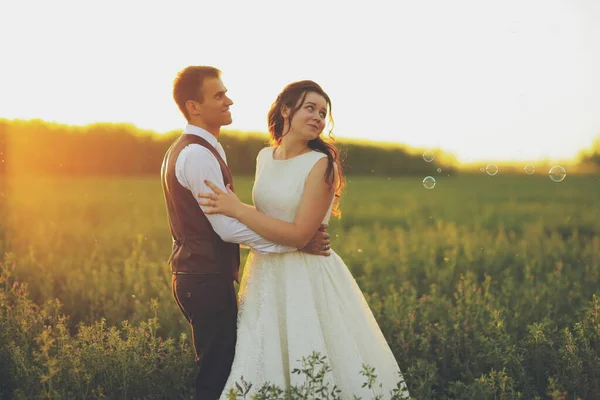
[161,134,240,282]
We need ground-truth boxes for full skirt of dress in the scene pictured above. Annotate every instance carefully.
[219,249,409,399]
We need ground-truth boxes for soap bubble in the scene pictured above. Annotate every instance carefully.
[485,164,498,176]
[524,164,535,175]
[423,151,435,163]
[423,176,436,189]
[548,166,566,182]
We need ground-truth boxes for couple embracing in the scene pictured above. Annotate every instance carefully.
[160,66,409,400]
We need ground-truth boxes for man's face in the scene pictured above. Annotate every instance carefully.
[190,77,233,127]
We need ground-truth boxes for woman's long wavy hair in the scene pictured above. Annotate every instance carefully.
[267,80,345,217]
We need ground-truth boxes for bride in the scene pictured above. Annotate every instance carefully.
[198,80,410,399]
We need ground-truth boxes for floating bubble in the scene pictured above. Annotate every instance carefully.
[548,165,566,182]
[485,164,498,176]
[423,151,435,163]
[524,164,535,175]
[423,176,436,189]
[480,167,484,173]
[437,168,442,173]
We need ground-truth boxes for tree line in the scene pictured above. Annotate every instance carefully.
[1,118,598,178]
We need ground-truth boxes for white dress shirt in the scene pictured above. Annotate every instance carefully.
[175,124,297,254]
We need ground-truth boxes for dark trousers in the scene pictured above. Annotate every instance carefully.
[172,274,238,400]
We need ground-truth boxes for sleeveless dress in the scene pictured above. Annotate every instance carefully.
[219,147,409,399]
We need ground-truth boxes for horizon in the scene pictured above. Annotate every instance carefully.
[1,0,599,163]
[3,117,592,168]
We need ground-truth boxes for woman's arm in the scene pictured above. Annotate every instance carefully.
[199,157,335,249]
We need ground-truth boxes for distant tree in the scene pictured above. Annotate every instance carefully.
[0,118,538,178]
[577,136,600,167]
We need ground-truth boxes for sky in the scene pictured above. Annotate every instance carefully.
[1,0,599,162]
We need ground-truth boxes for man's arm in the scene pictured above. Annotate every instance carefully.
[213,157,334,249]
[176,144,296,253]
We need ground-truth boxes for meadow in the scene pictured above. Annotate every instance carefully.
[1,172,600,399]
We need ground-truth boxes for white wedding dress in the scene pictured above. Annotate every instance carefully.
[219,147,409,399]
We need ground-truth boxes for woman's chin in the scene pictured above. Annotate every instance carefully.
[308,132,322,141]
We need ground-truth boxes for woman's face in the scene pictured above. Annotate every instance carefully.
[284,91,328,141]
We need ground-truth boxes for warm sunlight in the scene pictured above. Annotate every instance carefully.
[3,4,600,399]
[1,0,599,163]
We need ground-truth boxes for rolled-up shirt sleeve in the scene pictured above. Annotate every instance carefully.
[175,144,297,254]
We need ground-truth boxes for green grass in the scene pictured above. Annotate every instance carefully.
[2,173,600,399]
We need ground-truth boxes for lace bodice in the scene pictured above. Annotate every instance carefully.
[252,147,333,225]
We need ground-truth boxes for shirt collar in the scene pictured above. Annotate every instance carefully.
[184,124,220,148]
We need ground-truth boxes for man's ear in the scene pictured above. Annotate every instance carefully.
[186,100,198,116]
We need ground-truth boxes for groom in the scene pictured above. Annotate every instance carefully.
[160,66,331,400]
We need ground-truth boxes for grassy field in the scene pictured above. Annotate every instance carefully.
[1,173,600,399]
